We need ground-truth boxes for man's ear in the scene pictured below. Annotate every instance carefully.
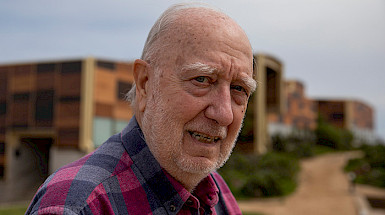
[133,59,150,112]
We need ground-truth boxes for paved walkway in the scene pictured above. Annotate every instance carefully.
[238,151,385,215]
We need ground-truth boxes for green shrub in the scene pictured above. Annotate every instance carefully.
[238,94,255,143]
[271,132,316,158]
[361,144,385,168]
[219,152,299,198]
[242,212,265,215]
[357,169,385,187]
[345,144,385,188]
[344,158,369,173]
[0,205,27,215]
[315,117,353,150]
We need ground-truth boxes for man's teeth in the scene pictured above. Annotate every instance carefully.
[190,131,220,143]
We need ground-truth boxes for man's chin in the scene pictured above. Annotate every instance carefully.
[175,155,219,175]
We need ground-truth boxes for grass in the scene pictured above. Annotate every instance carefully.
[0,204,264,215]
[0,204,27,215]
[312,145,336,155]
[242,212,265,215]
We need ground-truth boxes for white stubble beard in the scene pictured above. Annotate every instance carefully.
[141,77,243,177]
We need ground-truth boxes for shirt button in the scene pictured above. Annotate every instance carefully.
[170,205,176,212]
[186,199,194,206]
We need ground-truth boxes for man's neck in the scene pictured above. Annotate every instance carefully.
[164,167,208,192]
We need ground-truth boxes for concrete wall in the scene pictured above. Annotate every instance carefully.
[50,146,86,173]
[5,137,52,195]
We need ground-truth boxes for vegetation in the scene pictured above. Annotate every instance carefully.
[0,205,27,215]
[344,143,385,188]
[242,212,265,215]
[223,116,371,200]
[238,93,255,143]
[219,152,300,198]
[315,117,353,150]
[271,130,332,158]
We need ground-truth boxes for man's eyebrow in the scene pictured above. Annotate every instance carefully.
[181,62,217,74]
[182,62,257,93]
[240,76,257,93]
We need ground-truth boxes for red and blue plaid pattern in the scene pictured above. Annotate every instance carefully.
[26,117,241,214]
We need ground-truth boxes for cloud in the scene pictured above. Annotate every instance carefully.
[1,0,384,139]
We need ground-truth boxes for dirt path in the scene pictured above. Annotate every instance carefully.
[238,151,362,215]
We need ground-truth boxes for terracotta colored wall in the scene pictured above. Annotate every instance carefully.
[0,61,83,148]
[274,81,317,130]
[317,100,345,128]
[352,101,374,129]
[93,60,134,121]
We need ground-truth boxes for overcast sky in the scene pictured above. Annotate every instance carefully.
[1,0,384,140]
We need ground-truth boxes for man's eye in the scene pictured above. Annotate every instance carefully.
[231,85,248,95]
[194,76,209,83]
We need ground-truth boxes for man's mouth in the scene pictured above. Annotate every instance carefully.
[188,131,220,144]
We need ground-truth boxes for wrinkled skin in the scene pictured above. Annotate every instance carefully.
[134,8,255,191]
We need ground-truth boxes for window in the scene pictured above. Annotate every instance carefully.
[35,90,54,125]
[61,61,82,74]
[0,102,5,115]
[332,113,344,120]
[97,60,116,70]
[13,93,30,101]
[37,63,55,73]
[0,142,4,154]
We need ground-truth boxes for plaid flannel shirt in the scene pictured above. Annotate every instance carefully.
[26,117,241,215]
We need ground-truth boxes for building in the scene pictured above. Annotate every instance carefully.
[0,54,286,194]
[234,53,377,154]
[0,54,285,185]
[268,80,317,136]
[283,80,317,130]
[237,54,285,154]
[0,58,134,187]
[0,55,377,201]
[315,99,376,144]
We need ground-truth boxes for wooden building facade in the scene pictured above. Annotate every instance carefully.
[0,58,134,184]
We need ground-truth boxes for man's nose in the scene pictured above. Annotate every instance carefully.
[204,86,234,126]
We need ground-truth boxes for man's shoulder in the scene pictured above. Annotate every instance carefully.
[26,133,135,214]
[211,171,242,214]
[58,133,133,183]
[210,171,230,192]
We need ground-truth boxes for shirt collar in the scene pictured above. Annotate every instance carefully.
[165,170,220,209]
[194,175,220,208]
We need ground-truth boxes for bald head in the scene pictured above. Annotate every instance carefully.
[127,3,253,104]
[144,4,252,67]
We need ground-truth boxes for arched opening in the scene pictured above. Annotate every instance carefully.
[17,137,53,182]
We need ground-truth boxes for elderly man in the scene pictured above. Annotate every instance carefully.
[27,3,256,215]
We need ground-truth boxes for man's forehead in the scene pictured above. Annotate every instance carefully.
[154,6,252,67]
[168,7,244,44]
